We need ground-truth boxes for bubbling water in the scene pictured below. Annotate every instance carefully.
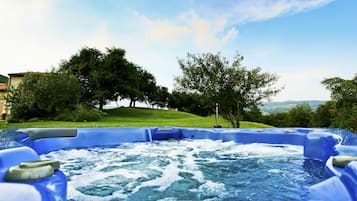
[41,140,326,201]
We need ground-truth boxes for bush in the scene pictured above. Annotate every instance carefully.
[287,103,313,127]
[5,72,81,121]
[310,101,335,127]
[55,107,105,122]
[6,116,21,123]
[27,117,41,122]
[261,112,289,127]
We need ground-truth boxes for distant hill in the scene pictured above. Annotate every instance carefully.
[260,100,326,114]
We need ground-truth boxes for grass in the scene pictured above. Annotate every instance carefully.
[0,107,273,129]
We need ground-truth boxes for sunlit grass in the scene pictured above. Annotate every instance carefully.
[0,107,273,129]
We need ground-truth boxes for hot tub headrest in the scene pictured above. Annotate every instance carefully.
[16,128,77,141]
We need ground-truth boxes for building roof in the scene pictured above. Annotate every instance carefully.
[8,72,47,77]
[0,83,6,91]
[8,72,27,77]
[0,74,8,84]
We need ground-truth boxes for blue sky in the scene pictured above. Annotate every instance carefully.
[0,0,356,101]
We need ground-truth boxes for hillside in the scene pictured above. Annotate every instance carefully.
[0,107,273,129]
[260,100,326,114]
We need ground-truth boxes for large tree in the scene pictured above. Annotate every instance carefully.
[120,65,157,107]
[322,74,357,132]
[176,52,280,127]
[60,47,133,110]
[60,47,103,107]
[149,86,170,108]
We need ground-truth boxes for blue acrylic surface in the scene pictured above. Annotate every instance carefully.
[0,127,356,201]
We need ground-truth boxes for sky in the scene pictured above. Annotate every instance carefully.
[0,0,356,102]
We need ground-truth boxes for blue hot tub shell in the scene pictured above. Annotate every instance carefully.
[0,127,357,201]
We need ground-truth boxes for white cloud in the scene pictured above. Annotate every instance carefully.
[134,12,190,45]
[273,67,338,101]
[226,0,335,24]
[0,0,338,102]
[187,11,238,51]
[129,0,333,51]
[134,11,238,51]
[0,0,54,26]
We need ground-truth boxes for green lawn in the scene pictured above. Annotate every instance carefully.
[0,107,273,129]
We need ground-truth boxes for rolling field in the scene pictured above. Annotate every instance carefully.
[0,108,273,129]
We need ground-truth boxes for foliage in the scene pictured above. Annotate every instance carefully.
[243,105,263,122]
[149,86,170,108]
[60,47,135,110]
[175,52,280,127]
[261,112,289,127]
[59,48,103,107]
[260,100,325,114]
[322,74,357,132]
[54,106,105,122]
[310,101,336,127]
[122,66,157,107]
[168,91,214,116]
[5,72,80,121]
[286,103,313,127]
[261,103,313,127]
[60,47,168,109]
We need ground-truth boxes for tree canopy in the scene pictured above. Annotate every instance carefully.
[322,74,357,132]
[286,103,313,127]
[310,101,335,127]
[6,46,167,122]
[175,52,280,127]
[59,47,166,110]
[168,91,214,116]
[59,47,133,110]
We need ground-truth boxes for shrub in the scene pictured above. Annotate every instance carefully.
[55,107,105,122]
[6,72,80,121]
[27,117,41,122]
[6,116,21,123]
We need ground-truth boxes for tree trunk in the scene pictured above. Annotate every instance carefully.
[129,100,133,107]
[235,99,241,128]
[99,98,104,111]
[227,114,241,128]
[236,118,240,128]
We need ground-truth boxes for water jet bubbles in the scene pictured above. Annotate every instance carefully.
[41,140,324,201]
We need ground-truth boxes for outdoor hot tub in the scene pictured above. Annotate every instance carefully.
[0,127,357,201]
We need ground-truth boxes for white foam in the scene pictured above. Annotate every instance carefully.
[157,198,177,201]
[43,149,92,161]
[198,180,226,195]
[41,140,304,200]
[135,162,182,192]
[214,143,302,159]
[268,169,282,174]
[190,180,228,200]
